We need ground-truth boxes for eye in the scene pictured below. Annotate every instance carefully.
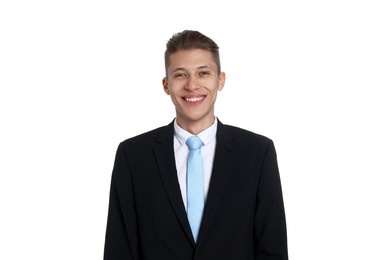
[199,71,211,76]
[174,73,187,78]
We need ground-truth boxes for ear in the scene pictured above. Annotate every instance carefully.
[162,77,170,95]
[218,72,226,91]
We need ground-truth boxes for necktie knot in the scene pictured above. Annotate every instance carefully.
[186,136,203,150]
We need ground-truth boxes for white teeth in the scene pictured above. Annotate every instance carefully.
[185,96,205,102]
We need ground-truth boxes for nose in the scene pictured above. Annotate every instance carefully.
[184,76,199,91]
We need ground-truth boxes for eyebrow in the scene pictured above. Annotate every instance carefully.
[171,65,211,72]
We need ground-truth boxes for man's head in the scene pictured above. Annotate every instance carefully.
[162,30,225,134]
[164,30,221,76]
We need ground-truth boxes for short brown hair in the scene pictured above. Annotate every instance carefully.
[164,30,221,75]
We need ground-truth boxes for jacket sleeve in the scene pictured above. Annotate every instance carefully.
[255,140,288,260]
[104,143,139,260]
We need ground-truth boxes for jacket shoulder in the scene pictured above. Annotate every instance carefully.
[221,124,277,161]
[223,124,272,145]
[119,124,171,151]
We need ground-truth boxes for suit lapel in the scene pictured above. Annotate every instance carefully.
[197,121,237,246]
[152,122,195,245]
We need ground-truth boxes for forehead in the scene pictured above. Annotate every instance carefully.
[167,49,217,71]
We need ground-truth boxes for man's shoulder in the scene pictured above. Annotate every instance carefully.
[220,124,277,156]
[222,124,271,142]
[119,124,172,149]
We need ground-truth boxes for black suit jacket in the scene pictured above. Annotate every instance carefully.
[104,120,288,260]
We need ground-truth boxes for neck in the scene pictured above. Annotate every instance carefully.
[176,116,215,135]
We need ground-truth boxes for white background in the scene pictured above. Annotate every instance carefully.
[1,0,389,259]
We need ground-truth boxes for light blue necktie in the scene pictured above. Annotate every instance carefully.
[186,136,204,242]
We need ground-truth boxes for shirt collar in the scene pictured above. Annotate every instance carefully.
[174,117,218,146]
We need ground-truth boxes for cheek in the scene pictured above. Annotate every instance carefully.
[212,84,221,94]
[168,83,181,93]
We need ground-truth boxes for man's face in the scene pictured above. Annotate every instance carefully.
[163,49,225,131]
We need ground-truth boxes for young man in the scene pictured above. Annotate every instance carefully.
[104,30,288,259]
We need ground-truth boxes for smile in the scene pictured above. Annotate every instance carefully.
[183,96,206,102]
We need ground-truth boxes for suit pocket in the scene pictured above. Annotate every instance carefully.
[223,183,251,198]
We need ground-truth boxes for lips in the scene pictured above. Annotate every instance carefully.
[183,95,206,103]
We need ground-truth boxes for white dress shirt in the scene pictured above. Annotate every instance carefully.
[173,118,217,210]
